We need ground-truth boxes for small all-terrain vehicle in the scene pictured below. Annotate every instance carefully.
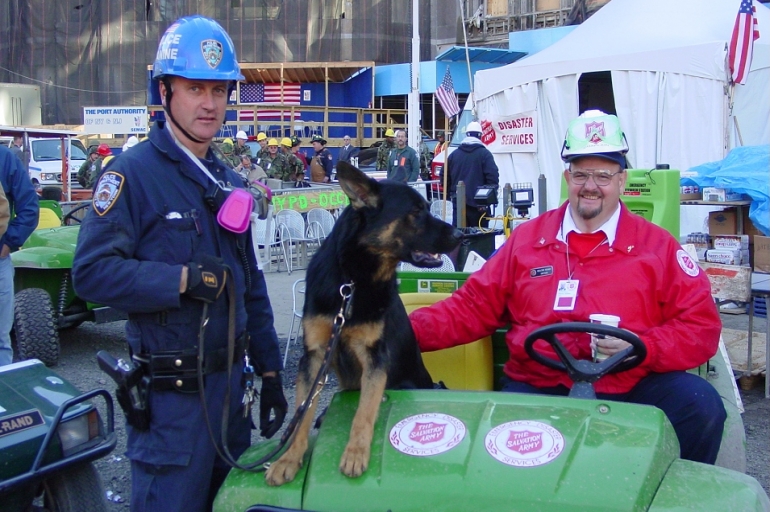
[0,359,116,512]
[11,200,127,366]
[213,285,769,512]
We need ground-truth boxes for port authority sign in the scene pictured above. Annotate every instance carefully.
[83,106,148,135]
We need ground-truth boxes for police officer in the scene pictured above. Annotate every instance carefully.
[72,16,287,512]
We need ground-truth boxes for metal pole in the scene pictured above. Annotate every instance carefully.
[407,0,421,149]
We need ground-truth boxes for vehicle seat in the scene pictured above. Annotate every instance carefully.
[400,293,493,391]
[37,207,61,230]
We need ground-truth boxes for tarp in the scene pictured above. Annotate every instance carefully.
[687,145,770,236]
[472,0,770,235]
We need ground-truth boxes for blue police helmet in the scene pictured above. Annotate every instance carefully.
[153,15,244,82]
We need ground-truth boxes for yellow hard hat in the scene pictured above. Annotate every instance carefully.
[280,137,292,148]
[223,138,234,146]
[268,138,279,146]
[384,128,395,137]
[257,132,267,141]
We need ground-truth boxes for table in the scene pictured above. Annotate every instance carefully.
[747,272,770,398]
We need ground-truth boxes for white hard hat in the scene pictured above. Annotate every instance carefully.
[122,136,139,152]
[236,130,248,140]
[466,121,482,135]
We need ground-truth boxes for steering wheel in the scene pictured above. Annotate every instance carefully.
[524,322,647,398]
[62,202,91,225]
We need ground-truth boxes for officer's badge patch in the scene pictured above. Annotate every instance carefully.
[93,171,125,216]
[201,39,223,69]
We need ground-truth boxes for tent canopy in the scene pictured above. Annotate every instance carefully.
[471,0,770,235]
[476,0,770,99]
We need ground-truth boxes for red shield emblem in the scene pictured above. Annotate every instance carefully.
[506,430,542,454]
[409,422,447,445]
[584,121,605,143]
[480,119,496,145]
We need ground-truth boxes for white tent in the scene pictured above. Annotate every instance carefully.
[473,0,770,233]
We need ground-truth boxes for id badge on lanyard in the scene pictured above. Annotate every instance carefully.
[553,279,579,311]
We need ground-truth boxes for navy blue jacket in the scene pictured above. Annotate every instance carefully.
[445,140,499,207]
[72,123,281,372]
[0,145,39,250]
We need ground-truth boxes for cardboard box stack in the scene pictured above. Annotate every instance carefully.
[684,207,760,269]
[755,236,770,274]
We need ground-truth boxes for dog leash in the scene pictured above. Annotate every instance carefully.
[205,281,354,472]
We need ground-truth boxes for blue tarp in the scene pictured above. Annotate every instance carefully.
[686,145,770,236]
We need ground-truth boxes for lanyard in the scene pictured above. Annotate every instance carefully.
[166,124,224,188]
[563,228,607,280]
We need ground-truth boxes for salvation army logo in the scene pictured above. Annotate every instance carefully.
[485,420,564,467]
[584,121,605,144]
[480,119,496,145]
[676,249,700,277]
[389,413,466,457]
[201,39,223,69]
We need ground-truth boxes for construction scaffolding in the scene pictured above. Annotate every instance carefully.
[464,0,577,44]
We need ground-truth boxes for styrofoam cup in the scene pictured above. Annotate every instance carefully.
[589,314,621,361]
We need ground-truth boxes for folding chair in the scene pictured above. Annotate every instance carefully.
[283,278,305,367]
[306,207,336,247]
[275,209,314,274]
[430,200,453,223]
[251,208,285,272]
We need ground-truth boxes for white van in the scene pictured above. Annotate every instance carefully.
[0,126,87,197]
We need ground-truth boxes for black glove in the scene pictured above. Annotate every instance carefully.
[259,374,288,438]
[185,255,227,303]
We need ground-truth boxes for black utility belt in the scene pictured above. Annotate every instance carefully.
[134,334,248,394]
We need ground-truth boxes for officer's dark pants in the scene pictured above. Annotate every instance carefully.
[128,370,250,512]
[451,201,490,229]
[500,371,726,465]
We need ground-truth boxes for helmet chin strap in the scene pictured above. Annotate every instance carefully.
[161,78,206,145]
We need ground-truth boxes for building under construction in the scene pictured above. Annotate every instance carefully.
[0,0,598,126]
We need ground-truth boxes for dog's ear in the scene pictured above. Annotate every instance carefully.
[336,161,380,209]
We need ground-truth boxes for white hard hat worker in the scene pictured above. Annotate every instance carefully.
[466,121,482,138]
[560,110,629,168]
[236,130,248,141]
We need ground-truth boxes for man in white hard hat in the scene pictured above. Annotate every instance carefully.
[444,120,499,228]
[234,130,252,159]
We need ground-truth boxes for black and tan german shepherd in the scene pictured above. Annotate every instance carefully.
[265,161,461,486]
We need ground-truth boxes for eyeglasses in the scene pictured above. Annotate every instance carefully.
[568,169,623,186]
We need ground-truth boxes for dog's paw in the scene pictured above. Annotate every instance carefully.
[339,444,370,478]
[265,457,303,486]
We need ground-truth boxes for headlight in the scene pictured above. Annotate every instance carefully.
[57,409,100,455]
[41,173,57,181]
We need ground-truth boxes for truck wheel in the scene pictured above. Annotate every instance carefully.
[13,288,60,366]
[42,462,108,512]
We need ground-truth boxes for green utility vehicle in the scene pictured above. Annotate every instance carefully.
[0,359,116,511]
[213,285,768,511]
[11,201,126,366]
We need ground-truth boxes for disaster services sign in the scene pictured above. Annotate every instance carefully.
[83,106,148,135]
[480,111,537,153]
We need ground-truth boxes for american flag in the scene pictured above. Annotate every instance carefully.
[239,82,302,121]
[436,67,461,118]
[729,0,760,85]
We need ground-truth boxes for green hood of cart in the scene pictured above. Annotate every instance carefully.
[215,390,768,512]
[11,226,80,269]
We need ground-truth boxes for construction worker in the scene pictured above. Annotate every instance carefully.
[234,130,252,159]
[376,128,396,173]
[263,138,289,181]
[219,137,240,167]
[281,137,304,185]
[255,132,269,165]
